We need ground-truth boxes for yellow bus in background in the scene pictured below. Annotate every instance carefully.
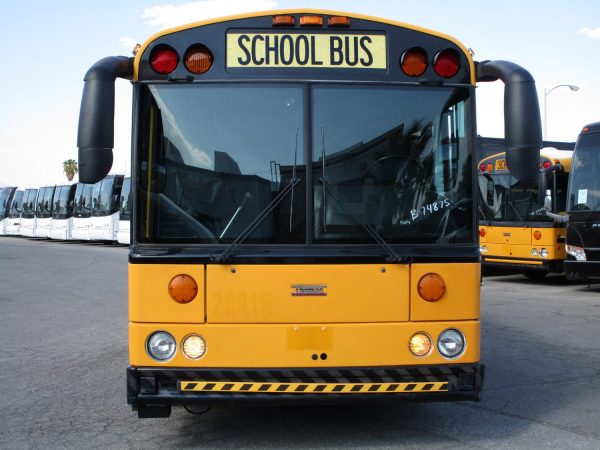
[76,9,542,417]
[478,148,572,278]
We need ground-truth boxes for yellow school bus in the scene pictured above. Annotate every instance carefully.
[76,9,542,417]
[478,148,572,278]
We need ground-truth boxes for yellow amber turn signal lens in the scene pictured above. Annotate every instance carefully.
[417,273,446,302]
[168,274,198,304]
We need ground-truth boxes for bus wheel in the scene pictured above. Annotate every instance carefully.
[523,270,547,280]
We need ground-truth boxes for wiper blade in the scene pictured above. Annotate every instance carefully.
[319,177,410,264]
[213,177,301,263]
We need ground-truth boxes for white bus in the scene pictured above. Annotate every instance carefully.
[50,184,77,240]
[116,177,131,245]
[34,185,56,238]
[90,174,124,241]
[0,187,17,235]
[4,189,24,235]
[71,183,93,240]
[20,188,39,237]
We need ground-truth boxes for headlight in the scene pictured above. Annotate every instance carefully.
[437,329,465,358]
[531,248,539,256]
[540,248,548,258]
[182,334,207,359]
[480,245,488,254]
[566,245,587,261]
[147,331,176,361]
[409,333,432,357]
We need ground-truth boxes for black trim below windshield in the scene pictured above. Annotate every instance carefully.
[129,243,479,265]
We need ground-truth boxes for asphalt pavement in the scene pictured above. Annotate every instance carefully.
[1,236,599,449]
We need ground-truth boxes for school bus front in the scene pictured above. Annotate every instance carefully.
[478,150,571,277]
[76,9,543,418]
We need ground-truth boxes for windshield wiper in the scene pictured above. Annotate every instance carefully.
[319,177,409,264]
[219,192,252,238]
[212,176,301,263]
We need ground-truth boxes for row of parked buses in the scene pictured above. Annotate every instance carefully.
[477,123,600,282]
[0,175,131,244]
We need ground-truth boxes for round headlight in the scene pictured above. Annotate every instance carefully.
[481,245,488,253]
[147,331,176,361]
[531,248,539,256]
[409,332,432,357]
[540,248,548,258]
[437,329,465,358]
[182,334,207,359]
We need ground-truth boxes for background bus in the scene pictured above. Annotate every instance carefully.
[563,122,600,281]
[5,189,24,235]
[71,183,93,240]
[0,187,17,235]
[117,177,131,245]
[479,147,573,278]
[76,9,542,417]
[34,185,56,238]
[20,188,39,237]
[89,174,124,241]
[50,184,77,240]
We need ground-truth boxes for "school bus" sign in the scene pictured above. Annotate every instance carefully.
[227,32,387,69]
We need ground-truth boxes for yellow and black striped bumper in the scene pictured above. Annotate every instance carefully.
[127,365,484,412]
[180,380,448,394]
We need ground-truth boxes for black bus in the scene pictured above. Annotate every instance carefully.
[563,122,600,281]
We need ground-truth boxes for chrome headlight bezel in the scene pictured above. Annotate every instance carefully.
[437,329,466,359]
[146,331,177,362]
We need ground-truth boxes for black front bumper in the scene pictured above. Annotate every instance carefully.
[481,257,561,273]
[127,364,484,417]
[565,260,600,281]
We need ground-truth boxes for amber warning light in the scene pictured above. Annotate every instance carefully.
[168,274,198,304]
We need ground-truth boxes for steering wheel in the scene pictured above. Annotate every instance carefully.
[362,155,424,187]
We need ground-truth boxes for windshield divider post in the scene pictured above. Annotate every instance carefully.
[290,127,299,233]
[321,127,327,233]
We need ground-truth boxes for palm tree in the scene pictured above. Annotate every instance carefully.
[63,159,78,181]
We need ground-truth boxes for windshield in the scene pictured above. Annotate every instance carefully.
[92,177,120,216]
[21,189,38,219]
[0,188,13,217]
[36,186,55,218]
[73,183,93,218]
[137,83,473,245]
[52,185,75,219]
[567,132,600,212]
[478,170,568,222]
[120,178,132,220]
[8,191,24,218]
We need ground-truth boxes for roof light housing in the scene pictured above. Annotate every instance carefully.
[300,15,323,27]
[328,16,351,27]
[401,47,428,77]
[272,15,295,26]
[150,45,179,74]
[433,48,460,78]
[184,44,213,74]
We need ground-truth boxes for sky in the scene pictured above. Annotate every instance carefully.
[0,0,598,187]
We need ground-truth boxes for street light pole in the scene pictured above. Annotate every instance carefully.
[543,84,579,141]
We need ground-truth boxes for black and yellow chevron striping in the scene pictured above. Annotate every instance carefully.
[180,381,448,394]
